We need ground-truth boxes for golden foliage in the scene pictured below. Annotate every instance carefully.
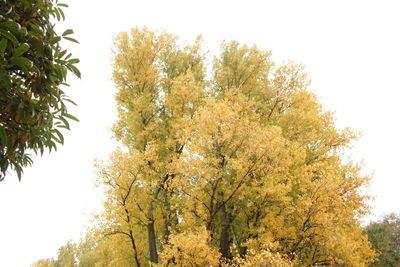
[225,250,293,267]
[158,228,220,266]
[33,28,375,267]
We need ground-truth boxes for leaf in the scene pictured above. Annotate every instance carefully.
[64,113,79,122]
[14,43,30,57]
[64,98,77,106]
[58,49,67,58]
[0,38,7,53]
[49,140,57,151]
[57,3,69,7]
[51,129,64,144]
[63,36,79,44]
[15,165,22,181]
[1,159,9,173]
[58,8,65,21]
[50,36,61,45]
[0,29,18,46]
[62,29,73,36]
[13,57,33,70]
[31,64,41,74]
[67,64,81,78]
[50,133,62,144]
[39,145,44,156]
[23,155,33,165]
[57,116,70,130]
[0,75,11,88]
[0,21,21,32]
[19,27,27,37]
[68,58,80,64]
[53,8,61,21]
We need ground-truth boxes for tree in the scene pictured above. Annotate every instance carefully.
[365,213,400,267]
[31,241,76,267]
[170,41,375,265]
[0,0,80,181]
[31,258,56,267]
[107,27,205,264]
[31,237,99,267]
[104,28,375,266]
[33,28,375,266]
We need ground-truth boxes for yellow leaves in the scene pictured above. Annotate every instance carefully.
[165,72,202,116]
[33,27,378,267]
[226,250,294,267]
[253,157,374,265]
[225,238,294,267]
[159,227,221,266]
[94,234,144,267]
[112,28,172,149]
[272,63,309,97]
[113,28,164,88]
[164,71,205,142]
[91,27,376,267]
[213,41,273,95]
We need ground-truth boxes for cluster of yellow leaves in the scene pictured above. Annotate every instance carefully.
[158,227,220,267]
[225,250,293,267]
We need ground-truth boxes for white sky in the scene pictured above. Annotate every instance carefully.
[1,0,400,266]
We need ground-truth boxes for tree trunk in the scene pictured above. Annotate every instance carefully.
[219,204,232,259]
[129,230,141,267]
[147,220,158,264]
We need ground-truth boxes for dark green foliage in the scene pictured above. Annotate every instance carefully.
[0,0,80,181]
[365,213,400,267]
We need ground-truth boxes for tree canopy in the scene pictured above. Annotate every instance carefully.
[33,27,375,266]
[365,213,400,267]
[0,0,80,181]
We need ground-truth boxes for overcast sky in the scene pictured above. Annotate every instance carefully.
[1,0,400,266]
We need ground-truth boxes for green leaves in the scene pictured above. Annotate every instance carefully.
[0,21,21,32]
[15,164,23,181]
[0,38,7,53]
[68,58,80,64]
[14,43,30,57]
[63,98,77,106]
[63,36,79,44]
[64,113,79,122]
[50,36,62,45]
[13,56,33,69]
[51,129,64,144]
[0,0,80,181]
[57,115,70,130]
[62,29,74,36]
[66,63,81,78]
[365,214,400,266]
[0,29,18,46]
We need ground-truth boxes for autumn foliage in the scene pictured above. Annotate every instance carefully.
[33,27,376,266]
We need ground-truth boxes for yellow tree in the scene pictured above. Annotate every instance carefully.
[93,28,375,266]
[171,91,289,258]
[95,151,148,266]
[99,27,206,265]
[169,41,375,265]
